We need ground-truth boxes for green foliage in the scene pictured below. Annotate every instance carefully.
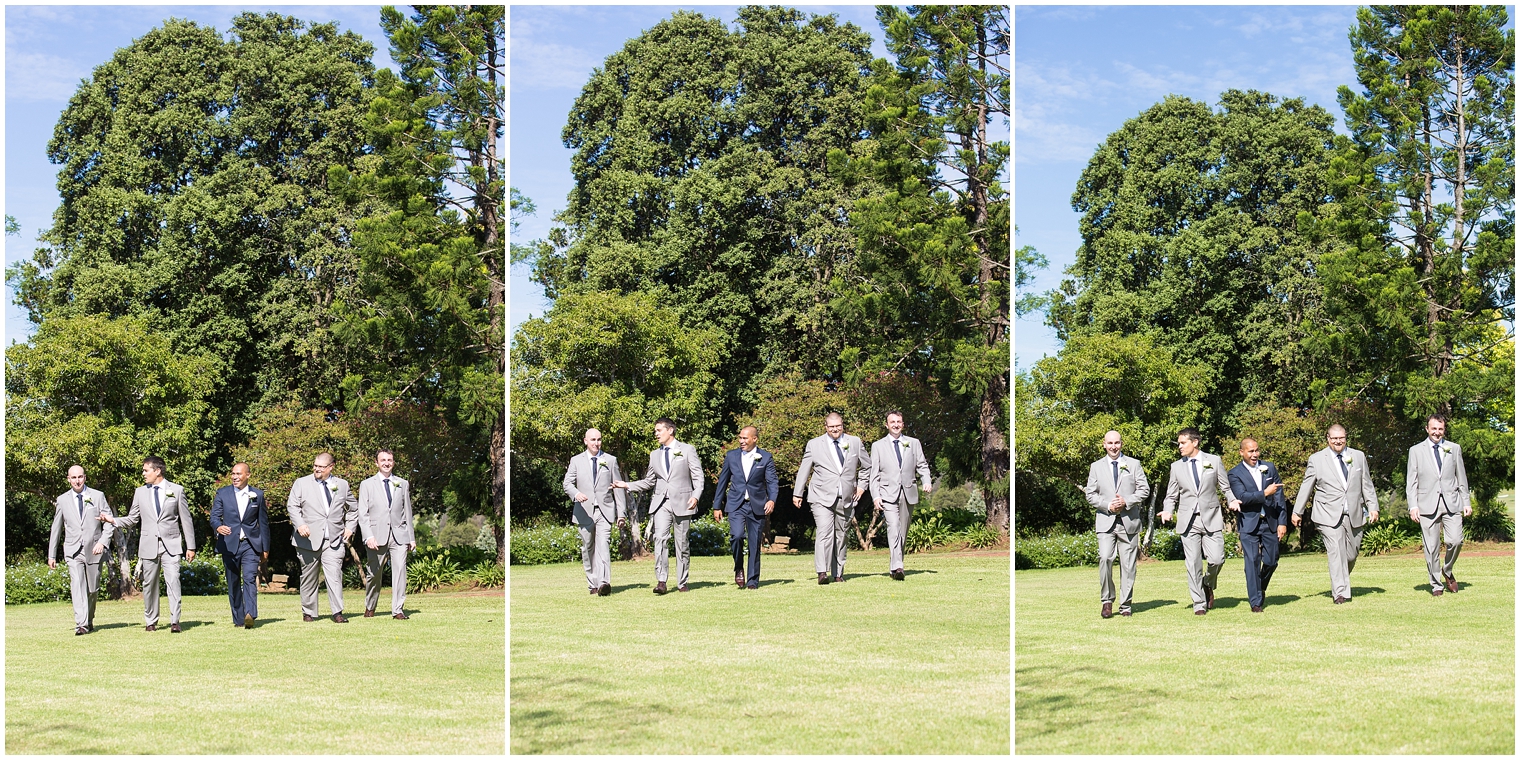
[1013,471,1092,538]
[958,523,1003,549]
[4,562,109,604]
[1362,520,1420,556]
[1139,529,1243,563]
[407,554,464,593]
[905,513,954,553]
[1014,532,1099,570]
[687,515,733,556]
[437,518,482,548]
[468,560,504,588]
[508,523,580,566]
[1467,497,1517,542]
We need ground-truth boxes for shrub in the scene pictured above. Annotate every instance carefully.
[1467,497,1515,542]
[906,512,955,553]
[407,554,463,593]
[1015,532,1099,569]
[1361,520,1420,555]
[413,545,494,568]
[469,561,505,588]
[509,523,580,565]
[958,523,1003,549]
[687,515,731,556]
[437,518,482,547]
[176,552,229,596]
[5,562,110,604]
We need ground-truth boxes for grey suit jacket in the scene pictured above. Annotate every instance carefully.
[1406,439,1469,516]
[563,451,626,524]
[117,480,195,557]
[49,487,116,564]
[626,440,703,516]
[870,434,932,505]
[358,473,415,546]
[1085,455,1150,535]
[1293,447,1379,528]
[795,433,870,508]
[287,474,358,551]
[1162,452,1237,533]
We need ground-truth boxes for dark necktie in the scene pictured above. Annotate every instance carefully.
[384,478,392,505]
[894,439,902,466]
[663,446,671,475]
[1337,451,1348,480]
[1111,460,1119,489]
[590,457,598,481]
[834,439,845,466]
[322,480,332,506]
[77,493,84,519]
[1190,459,1199,489]
[1433,443,1442,470]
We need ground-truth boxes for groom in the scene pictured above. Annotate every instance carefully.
[210,463,269,628]
[713,426,777,590]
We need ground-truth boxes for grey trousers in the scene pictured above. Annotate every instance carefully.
[139,551,182,625]
[1097,527,1139,611]
[1317,515,1364,600]
[364,542,409,615]
[578,518,612,590]
[66,556,102,628]
[810,499,852,577]
[882,501,913,572]
[296,543,347,616]
[650,509,691,586]
[1180,521,1223,611]
[1419,510,1463,589]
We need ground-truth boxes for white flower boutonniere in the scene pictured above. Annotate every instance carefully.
[1344,456,1353,466]
[673,451,684,458]
[84,496,94,505]
[598,461,609,470]
[841,443,850,451]
[1256,465,1268,474]
[1119,464,1130,473]
[1202,463,1214,472]
[1441,446,1452,455]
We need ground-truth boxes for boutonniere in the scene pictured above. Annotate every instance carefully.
[899,441,910,451]
[84,496,94,505]
[1202,463,1214,472]
[841,443,850,451]
[673,451,684,458]
[1343,456,1353,466]
[164,491,177,501]
[248,493,258,503]
[1119,464,1129,473]
[598,461,608,470]
[1441,446,1452,455]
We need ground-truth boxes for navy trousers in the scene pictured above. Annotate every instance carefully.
[1239,515,1280,608]
[729,505,763,587]
[222,541,261,623]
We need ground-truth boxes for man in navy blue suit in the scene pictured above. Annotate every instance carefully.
[210,462,270,628]
[1227,438,1287,613]
[713,425,778,589]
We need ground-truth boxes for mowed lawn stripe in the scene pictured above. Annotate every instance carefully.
[6,591,505,754]
[510,550,1009,754]
[1015,550,1514,754]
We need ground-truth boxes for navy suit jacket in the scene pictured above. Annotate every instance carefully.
[1227,461,1288,533]
[713,448,779,514]
[210,485,270,554]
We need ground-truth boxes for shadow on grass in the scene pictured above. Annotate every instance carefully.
[1408,582,1471,594]
[1312,586,1386,598]
[91,622,138,631]
[678,581,727,591]
[609,583,649,594]
[755,578,795,587]
[1128,599,1178,613]
[1262,594,1301,605]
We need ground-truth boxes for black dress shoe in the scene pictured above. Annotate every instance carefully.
[304,614,317,622]
[1194,609,1207,616]
[818,572,829,585]
[735,574,745,587]
[1101,602,1113,619]
[76,626,88,635]
[891,569,905,581]
[333,613,348,623]
[598,583,611,596]
[1251,605,1263,613]
[655,581,668,594]
[170,623,181,633]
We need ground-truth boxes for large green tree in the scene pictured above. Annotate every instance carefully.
[831,5,1010,531]
[333,4,505,557]
[1049,90,1337,428]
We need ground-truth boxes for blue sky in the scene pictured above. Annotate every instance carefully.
[508,4,894,339]
[4,4,398,344]
[1014,5,1370,371]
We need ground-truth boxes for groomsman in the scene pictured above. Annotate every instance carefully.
[359,449,415,618]
[288,452,358,622]
[48,466,115,635]
[210,463,269,628]
[102,456,195,632]
[713,426,778,589]
[871,411,932,581]
[1226,438,1287,613]
[614,418,702,594]
[1292,424,1379,604]
[563,428,627,596]
[1084,431,1149,618]
[793,413,870,584]
[1406,414,1470,596]
[1160,428,1239,616]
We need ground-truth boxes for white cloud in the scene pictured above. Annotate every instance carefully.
[1014,61,1118,165]
[510,9,603,92]
[6,50,90,103]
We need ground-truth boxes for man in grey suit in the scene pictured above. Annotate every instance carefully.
[1160,428,1240,616]
[359,448,416,618]
[49,465,115,635]
[1292,423,1380,604]
[794,413,870,585]
[1084,431,1150,618]
[870,410,932,581]
[288,452,358,622]
[101,456,195,632]
[564,428,627,596]
[1406,414,1470,596]
[614,418,701,594]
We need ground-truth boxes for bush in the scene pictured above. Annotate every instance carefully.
[437,518,482,547]
[1467,497,1515,542]
[906,513,955,553]
[407,554,464,593]
[1361,520,1420,555]
[176,552,229,596]
[5,562,109,604]
[1015,532,1099,569]
[509,523,580,565]
[468,561,505,588]
[1014,470,1090,537]
[412,545,494,568]
[958,523,1003,549]
[687,515,731,556]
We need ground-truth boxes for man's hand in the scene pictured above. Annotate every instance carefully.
[687,496,698,509]
[261,552,269,562]
[186,550,196,562]
[714,510,724,522]
[617,518,628,529]
[407,542,416,551]
[92,542,106,555]
[1276,525,1287,540]
[874,499,883,512]
[1264,483,1281,496]
[296,525,311,538]
[1368,511,1378,523]
[763,500,775,515]
[574,493,589,502]
[1291,513,1301,528]
[853,487,864,501]
[1463,506,1473,517]
[611,480,627,489]
[367,539,378,550]
[344,530,353,541]
[97,512,115,524]
[48,558,56,569]
[922,483,933,494]
[1229,499,1242,511]
[1409,507,1419,522]
[1108,502,1124,514]
[216,525,232,536]
[792,495,803,508]
[1159,511,1172,524]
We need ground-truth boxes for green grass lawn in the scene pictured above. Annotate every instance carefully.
[1016,549,1514,754]
[6,589,505,753]
[510,550,1009,754]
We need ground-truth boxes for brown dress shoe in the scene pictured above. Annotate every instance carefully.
[1251,605,1263,613]
[833,576,844,584]
[145,624,157,632]
[1205,586,1214,609]
[364,608,376,618]
[1194,609,1207,616]
[393,612,409,620]
[677,584,689,592]
[76,626,88,635]
[735,574,745,587]
[333,613,349,623]
[655,581,667,595]
[244,614,254,629]
[1333,596,1348,604]
[1444,574,1458,593]
[170,623,181,633]
[1431,588,1443,596]
[1101,602,1113,619]
[1119,609,1132,617]
[598,583,612,596]
[589,588,598,595]
[892,569,905,581]
[303,614,317,622]
[818,572,829,585]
